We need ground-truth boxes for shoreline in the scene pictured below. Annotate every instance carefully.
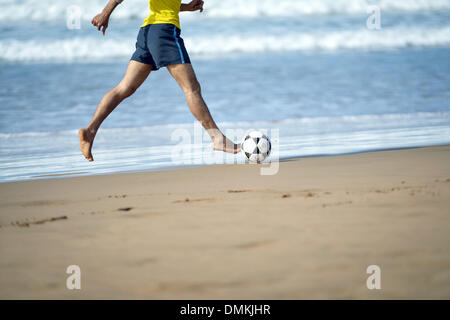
[3,143,450,184]
[1,145,449,299]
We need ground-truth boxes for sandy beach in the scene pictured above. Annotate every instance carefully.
[0,146,449,299]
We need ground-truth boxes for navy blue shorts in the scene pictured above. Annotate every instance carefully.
[130,23,191,70]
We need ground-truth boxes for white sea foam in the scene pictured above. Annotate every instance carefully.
[185,26,450,56]
[203,0,450,18]
[1,26,450,62]
[0,37,135,62]
[1,0,450,22]
[2,111,449,139]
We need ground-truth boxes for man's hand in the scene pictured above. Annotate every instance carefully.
[92,0,120,35]
[92,12,110,35]
[181,0,204,12]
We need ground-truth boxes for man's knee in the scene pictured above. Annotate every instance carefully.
[183,80,201,96]
[115,83,137,99]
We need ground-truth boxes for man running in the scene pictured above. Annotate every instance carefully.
[79,0,240,162]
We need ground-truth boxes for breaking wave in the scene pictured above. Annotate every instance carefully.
[1,0,450,22]
[1,26,450,62]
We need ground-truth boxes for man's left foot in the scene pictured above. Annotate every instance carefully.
[78,127,96,161]
[212,135,241,154]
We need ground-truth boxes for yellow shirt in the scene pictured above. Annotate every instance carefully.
[142,0,181,29]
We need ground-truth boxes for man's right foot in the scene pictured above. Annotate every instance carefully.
[212,135,241,154]
[78,128,95,161]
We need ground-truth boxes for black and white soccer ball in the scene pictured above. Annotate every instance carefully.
[241,131,271,163]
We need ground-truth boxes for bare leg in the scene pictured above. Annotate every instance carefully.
[166,63,240,154]
[79,60,152,161]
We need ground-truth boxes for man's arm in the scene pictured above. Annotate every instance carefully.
[92,0,122,35]
[181,0,204,12]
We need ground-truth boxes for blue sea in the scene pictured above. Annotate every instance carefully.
[1,0,450,182]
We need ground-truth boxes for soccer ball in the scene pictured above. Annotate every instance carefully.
[241,131,271,163]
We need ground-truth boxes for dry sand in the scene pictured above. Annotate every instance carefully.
[0,146,449,299]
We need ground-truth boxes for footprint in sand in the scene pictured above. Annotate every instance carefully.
[108,194,127,199]
[322,201,353,208]
[235,240,276,249]
[173,198,214,204]
[20,200,67,207]
[118,207,134,212]
[10,215,68,227]
[227,190,251,193]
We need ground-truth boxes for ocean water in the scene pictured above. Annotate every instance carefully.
[1,0,450,182]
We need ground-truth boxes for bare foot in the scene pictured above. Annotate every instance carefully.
[212,135,241,154]
[78,128,96,161]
